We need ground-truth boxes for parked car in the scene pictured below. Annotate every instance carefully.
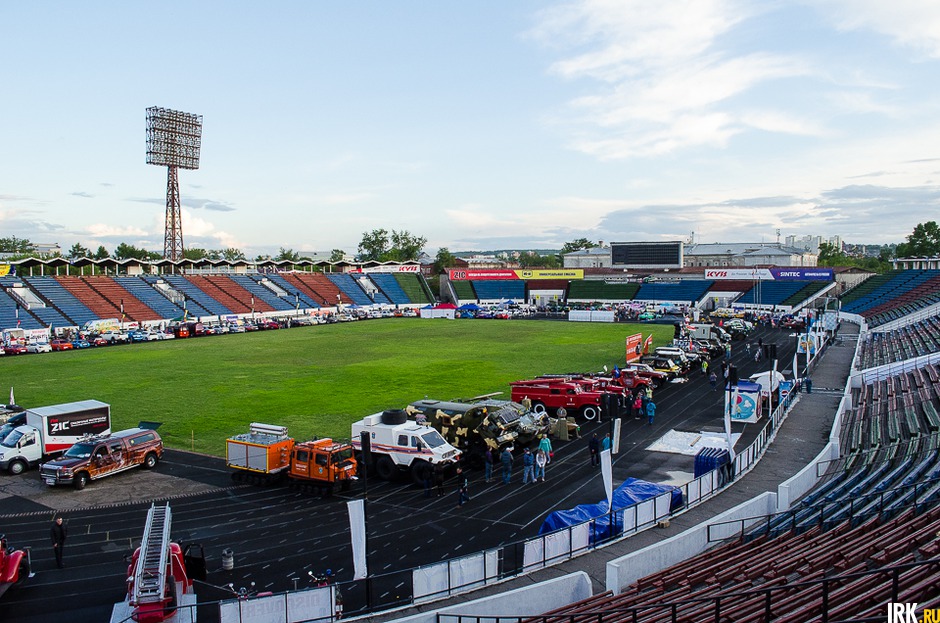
[26,342,52,354]
[50,339,74,351]
[4,344,27,355]
[90,336,108,347]
[71,339,91,349]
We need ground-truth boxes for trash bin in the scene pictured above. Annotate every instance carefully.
[221,548,234,571]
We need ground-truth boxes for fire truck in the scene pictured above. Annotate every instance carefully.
[509,379,612,421]
[0,534,31,600]
[109,503,202,623]
[226,423,357,495]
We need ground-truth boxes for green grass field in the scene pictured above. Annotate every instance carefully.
[3,320,673,456]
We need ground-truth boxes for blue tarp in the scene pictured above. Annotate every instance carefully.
[539,477,682,537]
[458,303,481,310]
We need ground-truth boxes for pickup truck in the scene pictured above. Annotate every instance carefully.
[40,427,163,489]
[99,331,130,344]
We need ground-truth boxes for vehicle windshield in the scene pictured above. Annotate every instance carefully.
[332,448,353,463]
[64,442,95,459]
[421,431,447,449]
[1,430,23,448]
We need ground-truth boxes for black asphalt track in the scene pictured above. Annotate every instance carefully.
[0,324,796,623]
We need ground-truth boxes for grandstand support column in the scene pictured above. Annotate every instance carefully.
[164,165,183,261]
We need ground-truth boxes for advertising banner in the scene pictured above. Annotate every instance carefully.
[0,264,14,277]
[625,333,643,363]
[358,264,420,273]
[724,381,762,423]
[769,267,834,281]
[449,268,584,281]
[704,269,774,280]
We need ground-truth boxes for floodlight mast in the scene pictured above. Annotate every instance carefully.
[146,107,203,262]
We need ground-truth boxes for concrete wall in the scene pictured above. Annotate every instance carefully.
[374,572,593,623]
[606,492,777,594]
[776,442,839,512]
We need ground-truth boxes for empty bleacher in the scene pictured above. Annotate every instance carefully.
[634,280,714,303]
[161,275,232,317]
[470,279,525,301]
[861,272,940,327]
[734,280,812,307]
[0,289,43,330]
[113,276,185,320]
[282,272,352,306]
[81,276,162,322]
[781,280,830,307]
[842,270,940,320]
[857,314,940,369]
[393,272,433,304]
[567,281,639,301]
[23,276,99,327]
[247,274,320,310]
[55,276,123,321]
[368,273,411,305]
[450,280,476,302]
[229,275,295,312]
[197,275,268,314]
[327,273,375,306]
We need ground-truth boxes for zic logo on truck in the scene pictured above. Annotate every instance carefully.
[50,421,70,433]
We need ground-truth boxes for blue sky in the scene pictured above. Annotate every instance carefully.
[2,1,940,258]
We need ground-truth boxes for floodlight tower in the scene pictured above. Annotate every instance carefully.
[146,107,203,261]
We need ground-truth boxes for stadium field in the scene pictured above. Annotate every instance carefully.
[4,319,673,456]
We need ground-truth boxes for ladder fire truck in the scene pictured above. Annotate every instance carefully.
[110,503,201,623]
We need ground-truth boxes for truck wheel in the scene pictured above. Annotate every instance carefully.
[8,459,27,475]
[143,452,159,469]
[410,460,432,486]
[581,405,599,421]
[375,456,397,481]
[74,472,89,490]
[532,402,547,415]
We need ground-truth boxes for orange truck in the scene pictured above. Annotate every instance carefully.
[226,423,357,494]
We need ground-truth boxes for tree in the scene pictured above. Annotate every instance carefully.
[329,249,347,263]
[182,248,209,260]
[113,243,158,260]
[0,236,32,253]
[93,245,110,259]
[387,230,427,262]
[434,247,457,274]
[896,221,940,258]
[276,247,301,262]
[517,251,560,269]
[357,229,389,262]
[68,243,91,258]
[560,238,598,255]
[222,248,246,261]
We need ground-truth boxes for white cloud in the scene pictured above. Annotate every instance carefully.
[85,224,148,238]
[816,0,940,59]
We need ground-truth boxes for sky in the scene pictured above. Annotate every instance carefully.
[2,1,940,259]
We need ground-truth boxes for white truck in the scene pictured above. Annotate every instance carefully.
[688,323,731,343]
[0,400,111,475]
[351,409,461,485]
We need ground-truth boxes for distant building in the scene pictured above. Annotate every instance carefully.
[683,243,817,268]
[562,246,611,269]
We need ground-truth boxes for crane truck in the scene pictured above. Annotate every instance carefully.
[226,423,357,494]
[0,534,31,600]
[110,503,201,623]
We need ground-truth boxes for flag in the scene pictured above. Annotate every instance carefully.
[601,449,613,510]
[643,334,654,354]
[724,387,738,460]
[9,387,14,406]
[347,500,368,580]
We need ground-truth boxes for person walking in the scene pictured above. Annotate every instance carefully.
[522,448,535,484]
[646,399,657,425]
[725,343,732,361]
[51,516,67,569]
[701,360,709,376]
[538,435,553,463]
[588,433,600,467]
[455,467,469,508]
[500,447,513,484]
[535,449,547,482]
[484,447,494,483]
[633,392,644,420]
[434,462,446,497]
[709,370,718,391]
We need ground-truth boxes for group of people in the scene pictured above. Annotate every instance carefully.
[629,386,657,425]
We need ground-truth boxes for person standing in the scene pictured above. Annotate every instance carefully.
[538,435,553,463]
[484,447,494,483]
[500,447,514,484]
[588,433,600,467]
[646,399,657,425]
[709,370,718,391]
[633,392,644,420]
[535,449,547,482]
[51,516,67,569]
[434,462,446,497]
[601,433,611,452]
[455,467,469,508]
[522,448,535,484]
[701,360,709,376]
